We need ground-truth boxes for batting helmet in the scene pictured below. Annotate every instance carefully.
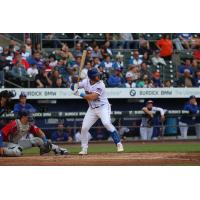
[87,68,100,80]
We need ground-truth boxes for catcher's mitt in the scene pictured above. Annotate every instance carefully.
[40,140,52,155]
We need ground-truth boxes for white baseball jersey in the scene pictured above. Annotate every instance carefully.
[141,106,165,127]
[79,79,109,109]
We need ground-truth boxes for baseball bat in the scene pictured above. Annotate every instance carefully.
[78,50,87,83]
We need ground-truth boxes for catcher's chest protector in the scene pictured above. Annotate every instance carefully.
[9,120,30,143]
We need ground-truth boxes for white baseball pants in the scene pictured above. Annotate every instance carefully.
[81,104,115,150]
[179,121,200,139]
[140,125,153,140]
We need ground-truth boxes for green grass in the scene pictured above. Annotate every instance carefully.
[23,142,200,155]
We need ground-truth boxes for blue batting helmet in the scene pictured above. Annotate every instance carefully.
[87,68,100,80]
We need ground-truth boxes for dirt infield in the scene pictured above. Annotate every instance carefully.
[1,152,200,166]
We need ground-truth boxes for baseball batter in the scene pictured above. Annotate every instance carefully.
[0,111,68,157]
[140,100,165,140]
[71,68,124,155]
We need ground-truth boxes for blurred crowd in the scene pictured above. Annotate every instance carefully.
[1,33,200,88]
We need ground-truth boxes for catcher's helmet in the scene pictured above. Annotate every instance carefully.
[87,68,100,80]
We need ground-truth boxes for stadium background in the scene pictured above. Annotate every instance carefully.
[1,33,200,142]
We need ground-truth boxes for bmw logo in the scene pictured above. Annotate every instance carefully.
[130,89,136,96]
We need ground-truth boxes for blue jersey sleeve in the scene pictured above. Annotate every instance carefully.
[13,103,21,113]
[184,104,198,113]
[63,133,69,141]
[26,104,36,113]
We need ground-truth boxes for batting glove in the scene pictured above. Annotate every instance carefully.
[80,93,86,98]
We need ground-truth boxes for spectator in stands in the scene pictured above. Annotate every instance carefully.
[177,69,195,87]
[54,76,67,88]
[57,58,70,84]
[194,70,200,87]
[20,45,30,60]
[152,71,162,87]
[103,41,113,56]
[125,72,136,88]
[35,68,52,88]
[51,69,61,86]
[27,60,38,78]
[86,47,93,62]
[191,59,198,73]
[8,44,15,59]
[156,34,173,60]
[80,61,91,80]
[13,53,30,70]
[11,61,29,79]
[51,123,71,142]
[107,68,125,87]
[143,76,154,88]
[151,50,166,66]
[49,54,58,68]
[73,42,82,56]
[193,45,200,64]
[43,60,52,73]
[119,33,133,49]
[178,33,193,49]
[32,43,42,54]
[13,92,36,114]
[98,65,109,86]
[93,56,101,68]
[129,50,143,67]
[139,37,151,55]
[140,62,151,79]
[164,80,172,87]
[178,59,194,77]
[142,52,151,66]
[101,55,113,73]
[127,65,140,81]
[25,38,32,55]
[113,53,124,70]
[2,47,13,64]
[92,45,102,59]
[27,51,43,70]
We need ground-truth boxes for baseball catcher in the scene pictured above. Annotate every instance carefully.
[0,111,68,157]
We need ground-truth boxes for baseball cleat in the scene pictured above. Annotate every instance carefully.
[79,149,88,155]
[117,143,124,152]
[54,147,69,155]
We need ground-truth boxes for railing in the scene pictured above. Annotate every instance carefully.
[1,110,199,140]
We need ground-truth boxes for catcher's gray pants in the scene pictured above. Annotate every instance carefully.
[3,137,45,157]
[140,125,153,140]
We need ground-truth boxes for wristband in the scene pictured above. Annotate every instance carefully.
[80,93,86,98]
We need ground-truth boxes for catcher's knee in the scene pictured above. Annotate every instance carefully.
[30,137,44,147]
[3,146,23,157]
